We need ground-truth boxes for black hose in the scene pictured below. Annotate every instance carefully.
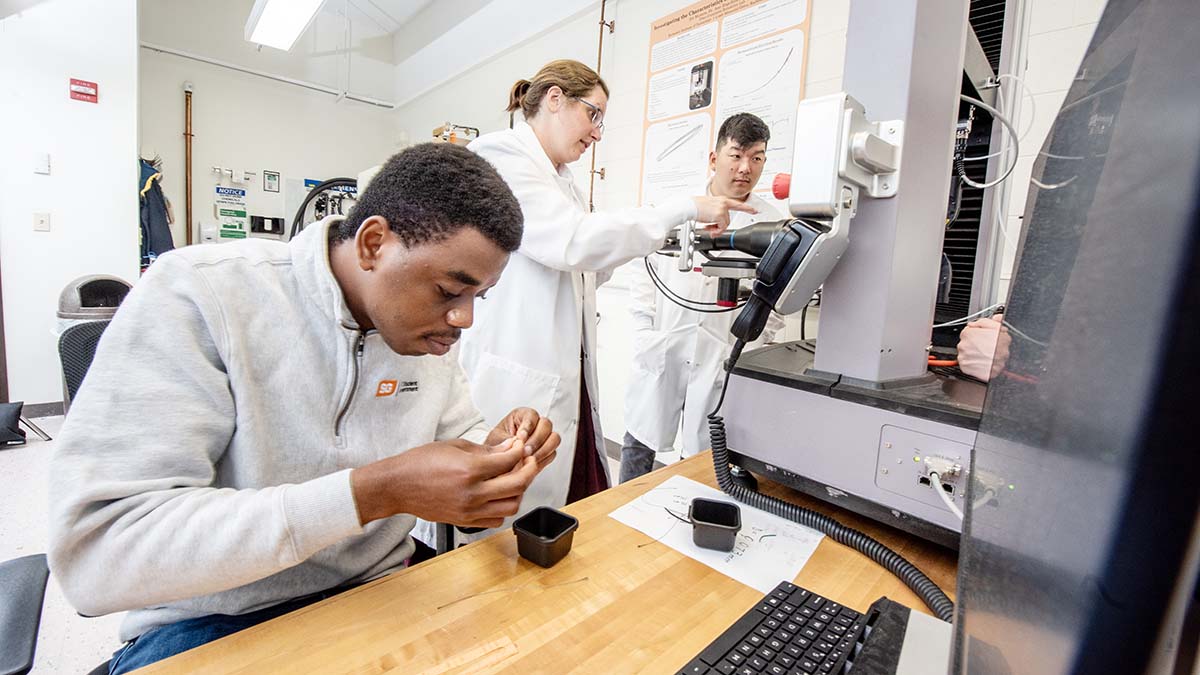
[706,341,956,622]
[290,177,357,239]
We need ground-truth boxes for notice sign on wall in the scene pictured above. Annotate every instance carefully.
[69,78,98,104]
[214,187,248,239]
[639,0,811,207]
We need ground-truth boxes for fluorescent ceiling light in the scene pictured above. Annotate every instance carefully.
[245,0,325,52]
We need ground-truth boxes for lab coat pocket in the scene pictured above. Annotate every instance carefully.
[471,351,561,425]
[630,330,671,378]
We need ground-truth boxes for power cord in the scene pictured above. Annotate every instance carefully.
[644,257,745,314]
[929,471,997,521]
[928,471,964,520]
[957,94,1020,190]
[933,302,1004,329]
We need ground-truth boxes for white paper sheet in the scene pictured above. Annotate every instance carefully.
[609,475,825,593]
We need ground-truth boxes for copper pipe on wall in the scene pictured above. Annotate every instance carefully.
[587,0,614,212]
[184,83,194,245]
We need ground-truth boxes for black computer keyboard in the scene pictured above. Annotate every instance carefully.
[676,581,872,675]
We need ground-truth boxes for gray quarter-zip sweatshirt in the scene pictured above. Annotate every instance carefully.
[48,216,489,641]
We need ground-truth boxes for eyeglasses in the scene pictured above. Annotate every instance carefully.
[572,97,605,132]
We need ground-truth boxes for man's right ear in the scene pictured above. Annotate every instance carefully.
[355,216,390,271]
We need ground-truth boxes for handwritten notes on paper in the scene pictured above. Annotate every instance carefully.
[609,475,825,593]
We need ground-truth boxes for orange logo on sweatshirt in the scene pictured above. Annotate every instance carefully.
[376,380,398,397]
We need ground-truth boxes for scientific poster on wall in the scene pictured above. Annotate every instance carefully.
[639,0,811,207]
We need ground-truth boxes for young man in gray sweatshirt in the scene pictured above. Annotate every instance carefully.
[47,143,561,673]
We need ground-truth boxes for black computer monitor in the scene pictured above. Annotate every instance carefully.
[952,0,1200,672]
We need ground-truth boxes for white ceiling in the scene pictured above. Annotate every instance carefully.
[325,0,433,36]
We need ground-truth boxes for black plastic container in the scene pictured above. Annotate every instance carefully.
[689,498,741,552]
[513,506,579,567]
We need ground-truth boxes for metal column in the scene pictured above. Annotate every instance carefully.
[812,0,970,385]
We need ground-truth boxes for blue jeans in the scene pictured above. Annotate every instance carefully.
[619,432,656,483]
[108,584,358,674]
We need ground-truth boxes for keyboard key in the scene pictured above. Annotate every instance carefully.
[816,612,834,623]
[834,615,853,627]
[775,630,793,642]
[678,659,710,674]
[815,640,833,653]
[785,621,802,633]
[748,634,765,647]
[829,624,847,636]
[779,581,798,593]
[809,620,826,632]
[728,652,746,665]
[785,644,803,658]
[825,602,843,615]
[768,665,787,675]
[781,603,797,614]
[749,656,768,670]
[737,643,755,657]
[799,658,819,672]
[755,603,774,615]
[767,638,785,651]
[805,596,825,611]
[821,632,840,645]
[804,649,827,663]
[788,588,810,604]
[799,607,815,618]
[716,661,738,675]
[737,667,756,675]
[755,626,773,639]
[698,612,765,665]
[757,647,776,661]
[801,627,819,640]
[772,589,791,602]
[819,663,835,673]
[764,618,781,630]
[766,597,782,608]
[778,655,796,668]
[772,610,790,622]
[793,636,811,650]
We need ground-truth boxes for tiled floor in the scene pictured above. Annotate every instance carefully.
[0,416,124,674]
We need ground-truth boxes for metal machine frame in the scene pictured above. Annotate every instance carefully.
[718,0,981,548]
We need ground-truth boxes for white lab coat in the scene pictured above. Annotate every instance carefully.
[450,121,697,539]
[624,192,787,458]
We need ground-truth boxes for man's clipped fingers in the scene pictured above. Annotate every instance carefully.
[525,417,554,455]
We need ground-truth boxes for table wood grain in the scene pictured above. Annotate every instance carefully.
[139,452,957,674]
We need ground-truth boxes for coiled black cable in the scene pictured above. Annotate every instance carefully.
[289,177,357,239]
[707,339,956,622]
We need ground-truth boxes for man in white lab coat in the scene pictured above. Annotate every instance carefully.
[621,113,787,482]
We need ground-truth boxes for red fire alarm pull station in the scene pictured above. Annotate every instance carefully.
[69,78,98,103]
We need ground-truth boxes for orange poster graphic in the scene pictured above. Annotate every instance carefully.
[638,0,812,207]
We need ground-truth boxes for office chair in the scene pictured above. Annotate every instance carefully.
[58,320,110,413]
[0,554,111,675]
[0,555,49,675]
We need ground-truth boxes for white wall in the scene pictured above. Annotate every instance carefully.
[0,0,141,405]
[997,0,1106,298]
[141,0,397,102]
[140,48,401,246]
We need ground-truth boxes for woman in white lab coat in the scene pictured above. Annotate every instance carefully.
[457,60,753,535]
